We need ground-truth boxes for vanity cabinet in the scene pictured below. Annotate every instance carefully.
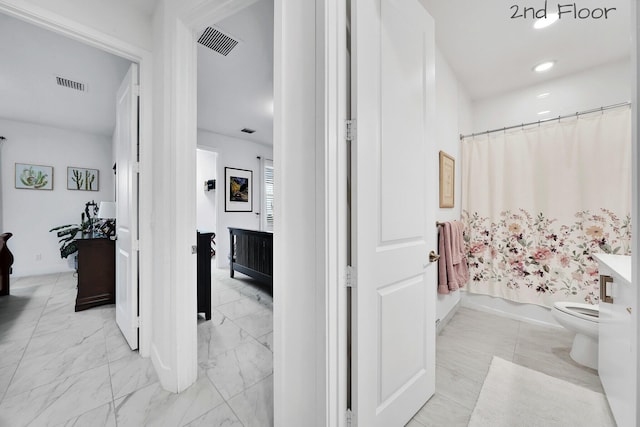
[75,235,115,311]
[595,254,634,427]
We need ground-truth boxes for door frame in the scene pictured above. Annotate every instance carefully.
[0,0,153,357]
[632,3,640,424]
[1,0,348,423]
[164,0,348,418]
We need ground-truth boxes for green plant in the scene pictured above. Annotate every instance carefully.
[49,201,98,259]
[49,217,91,259]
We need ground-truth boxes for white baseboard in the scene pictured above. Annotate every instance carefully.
[437,299,461,334]
[461,291,562,328]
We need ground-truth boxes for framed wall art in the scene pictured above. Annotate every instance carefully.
[225,167,253,212]
[67,167,99,191]
[439,151,455,208]
[15,163,53,190]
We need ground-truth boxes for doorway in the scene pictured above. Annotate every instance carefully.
[194,2,274,423]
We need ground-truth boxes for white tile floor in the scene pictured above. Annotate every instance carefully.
[406,306,613,426]
[0,268,273,427]
[0,269,611,427]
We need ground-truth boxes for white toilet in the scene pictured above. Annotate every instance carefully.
[551,302,599,370]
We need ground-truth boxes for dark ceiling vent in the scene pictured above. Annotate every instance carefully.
[56,76,86,92]
[241,128,256,134]
[197,27,239,56]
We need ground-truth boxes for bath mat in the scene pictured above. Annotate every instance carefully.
[468,357,615,427]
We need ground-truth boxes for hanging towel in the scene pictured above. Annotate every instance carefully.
[438,221,469,294]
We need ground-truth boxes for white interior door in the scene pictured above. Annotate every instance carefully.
[115,63,139,350]
[351,0,436,425]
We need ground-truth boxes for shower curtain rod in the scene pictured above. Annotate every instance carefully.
[459,101,631,141]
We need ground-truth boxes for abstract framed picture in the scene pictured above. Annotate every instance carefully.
[15,163,53,190]
[439,151,455,208]
[225,167,253,212]
[67,167,99,191]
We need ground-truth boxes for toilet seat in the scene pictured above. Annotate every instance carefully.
[553,302,599,322]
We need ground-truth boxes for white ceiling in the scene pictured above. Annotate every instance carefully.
[421,0,631,100]
[0,12,131,136]
[197,0,274,145]
[0,0,630,141]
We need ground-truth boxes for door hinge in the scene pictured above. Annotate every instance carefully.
[133,161,140,174]
[346,409,354,427]
[132,240,140,251]
[346,119,356,141]
[346,266,356,288]
[133,84,140,97]
[136,317,141,328]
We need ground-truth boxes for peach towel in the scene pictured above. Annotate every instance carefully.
[438,221,469,294]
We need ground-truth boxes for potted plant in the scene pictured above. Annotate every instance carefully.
[49,201,98,259]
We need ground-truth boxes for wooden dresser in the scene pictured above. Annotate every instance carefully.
[75,234,115,311]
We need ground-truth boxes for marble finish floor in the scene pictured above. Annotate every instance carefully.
[1,269,606,427]
[0,268,273,427]
[406,306,610,426]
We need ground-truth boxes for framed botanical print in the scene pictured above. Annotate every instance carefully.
[15,163,53,190]
[67,167,99,191]
[439,151,455,208]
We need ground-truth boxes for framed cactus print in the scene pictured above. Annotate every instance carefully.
[67,167,99,191]
[15,163,53,190]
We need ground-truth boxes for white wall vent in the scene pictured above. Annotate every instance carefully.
[197,27,239,56]
[56,76,86,92]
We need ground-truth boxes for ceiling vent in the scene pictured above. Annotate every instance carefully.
[241,128,256,134]
[56,76,86,92]
[197,27,239,56]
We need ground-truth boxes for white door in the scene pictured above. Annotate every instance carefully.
[351,0,436,425]
[115,63,139,350]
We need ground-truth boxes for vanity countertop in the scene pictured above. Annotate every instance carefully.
[594,253,631,285]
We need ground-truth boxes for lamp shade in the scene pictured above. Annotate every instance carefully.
[96,201,116,219]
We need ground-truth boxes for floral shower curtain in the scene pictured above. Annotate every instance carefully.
[461,107,631,308]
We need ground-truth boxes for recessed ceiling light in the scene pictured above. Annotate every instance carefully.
[533,61,555,73]
[537,92,551,99]
[534,13,559,29]
[538,110,551,115]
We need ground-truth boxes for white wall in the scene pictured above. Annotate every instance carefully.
[465,57,632,326]
[196,149,217,234]
[0,118,114,277]
[473,58,631,132]
[434,47,473,327]
[197,130,273,269]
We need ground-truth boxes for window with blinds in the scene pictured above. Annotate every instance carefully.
[264,163,274,232]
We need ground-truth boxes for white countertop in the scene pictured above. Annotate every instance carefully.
[594,253,631,285]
